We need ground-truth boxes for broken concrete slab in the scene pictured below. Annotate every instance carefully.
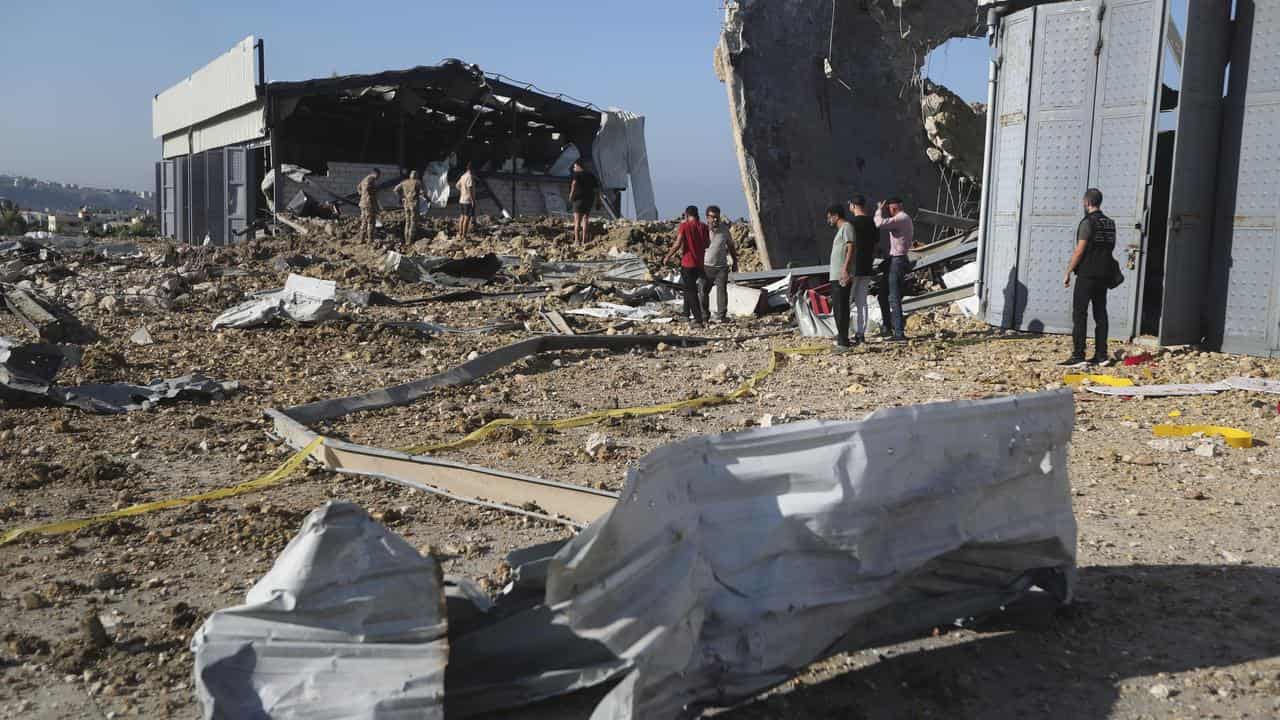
[129,326,155,346]
[211,274,338,329]
[3,286,98,344]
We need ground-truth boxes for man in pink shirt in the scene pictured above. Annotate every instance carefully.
[874,197,914,340]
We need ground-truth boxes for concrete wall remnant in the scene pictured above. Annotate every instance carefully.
[717,0,980,269]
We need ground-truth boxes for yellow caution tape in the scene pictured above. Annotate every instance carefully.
[401,345,831,456]
[0,436,325,546]
[1063,373,1135,387]
[1153,424,1253,449]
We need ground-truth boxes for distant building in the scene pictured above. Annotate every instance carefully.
[152,35,656,244]
[48,214,82,233]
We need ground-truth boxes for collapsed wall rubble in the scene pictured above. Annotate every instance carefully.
[716,0,981,268]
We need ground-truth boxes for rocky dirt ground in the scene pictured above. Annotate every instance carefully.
[0,215,1277,719]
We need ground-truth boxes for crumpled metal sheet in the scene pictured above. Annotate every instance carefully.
[52,374,239,414]
[1086,382,1231,397]
[536,253,651,283]
[1222,376,1280,394]
[211,274,337,329]
[0,336,78,397]
[792,290,837,337]
[1,336,236,413]
[206,390,1077,719]
[383,252,501,287]
[565,302,672,322]
[446,389,1078,718]
[192,502,446,719]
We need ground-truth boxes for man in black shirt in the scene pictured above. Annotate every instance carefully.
[569,159,599,246]
[1060,188,1117,366]
[847,195,878,344]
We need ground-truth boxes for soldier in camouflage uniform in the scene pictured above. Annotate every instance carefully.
[394,170,425,245]
[356,168,381,244]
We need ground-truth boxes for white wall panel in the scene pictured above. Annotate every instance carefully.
[153,36,258,139]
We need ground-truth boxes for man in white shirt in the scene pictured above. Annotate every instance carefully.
[456,162,476,242]
[700,205,739,322]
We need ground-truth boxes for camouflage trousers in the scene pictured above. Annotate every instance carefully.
[403,203,418,244]
[359,206,378,243]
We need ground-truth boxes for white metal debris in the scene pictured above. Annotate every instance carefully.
[192,502,447,719]
[211,274,337,329]
[217,390,1078,719]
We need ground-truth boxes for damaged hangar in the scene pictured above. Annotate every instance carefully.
[153,36,656,245]
[975,0,1280,357]
[723,0,1280,358]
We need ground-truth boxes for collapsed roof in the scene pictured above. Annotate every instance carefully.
[266,60,605,181]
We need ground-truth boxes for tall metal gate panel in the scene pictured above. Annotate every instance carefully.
[1086,0,1167,340]
[206,150,226,246]
[160,160,177,239]
[1161,0,1232,345]
[225,145,250,244]
[1016,1,1101,333]
[1218,1,1280,356]
[174,156,189,244]
[190,152,207,245]
[984,7,1035,329]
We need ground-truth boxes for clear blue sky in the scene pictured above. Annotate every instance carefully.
[0,1,989,219]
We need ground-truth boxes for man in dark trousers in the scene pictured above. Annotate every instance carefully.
[1061,187,1117,366]
[847,195,878,344]
[826,204,856,351]
[663,206,709,327]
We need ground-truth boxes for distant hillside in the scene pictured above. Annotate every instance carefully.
[0,174,154,214]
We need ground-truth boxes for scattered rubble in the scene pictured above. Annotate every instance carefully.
[2,216,1279,719]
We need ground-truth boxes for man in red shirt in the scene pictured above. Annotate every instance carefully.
[663,205,710,327]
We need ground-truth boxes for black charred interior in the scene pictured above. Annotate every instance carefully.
[266,59,602,177]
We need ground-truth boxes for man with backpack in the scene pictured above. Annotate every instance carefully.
[1061,187,1118,367]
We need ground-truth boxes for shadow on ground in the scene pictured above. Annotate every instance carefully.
[720,564,1280,719]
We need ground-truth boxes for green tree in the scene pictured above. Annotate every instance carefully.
[0,207,27,236]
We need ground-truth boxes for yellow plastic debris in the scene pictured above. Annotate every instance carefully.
[1,437,325,545]
[1063,373,1135,387]
[1168,410,1182,418]
[1152,424,1253,449]
[401,345,830,456]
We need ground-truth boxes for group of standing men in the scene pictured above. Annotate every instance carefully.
[354,158,600,248]
[663,205,740,327]
[825,196,914,349]
[355,165,478,247]
[661,198,914,339]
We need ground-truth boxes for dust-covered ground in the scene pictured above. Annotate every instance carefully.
[1,216,1277,719]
